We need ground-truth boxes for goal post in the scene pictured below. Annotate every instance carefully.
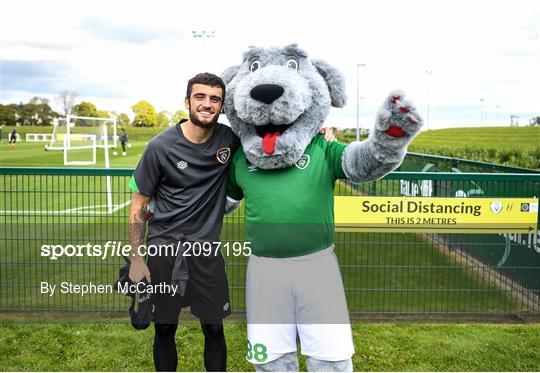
[46,116,116,213]
[45,115,118,151]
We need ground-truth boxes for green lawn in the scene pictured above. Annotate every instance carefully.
[334,126,540,169]
[0,125,165,168]
[0,318,538,371]
[3,125,539,169]
[408,127,540,169]
[0,140,147,168]
[410,127,539,150]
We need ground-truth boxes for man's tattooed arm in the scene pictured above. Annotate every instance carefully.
[129,206,147,260]
[128,192,152,285]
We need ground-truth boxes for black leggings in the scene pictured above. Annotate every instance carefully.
[153,322,226,371]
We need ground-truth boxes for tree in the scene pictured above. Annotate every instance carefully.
[96,110,110,118]
[17,97,59,126]
[116,113,131,128]
[0,104,17,126]
[32,97,59,126]
[131,100,157,127]
[56,90,78,117]
[172,109,189,124]
[529,116,540,126]
[73,101,99,118]
[156,110,171,127]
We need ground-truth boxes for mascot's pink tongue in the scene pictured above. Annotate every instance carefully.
[262,131,281,155]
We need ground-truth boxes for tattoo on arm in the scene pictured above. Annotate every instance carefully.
[129,208,147,257]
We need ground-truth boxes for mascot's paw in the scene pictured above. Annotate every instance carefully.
[374,90,423,141]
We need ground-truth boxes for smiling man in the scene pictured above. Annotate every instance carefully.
[127,73,240,371]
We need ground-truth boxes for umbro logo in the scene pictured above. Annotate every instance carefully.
[176,160,188,170]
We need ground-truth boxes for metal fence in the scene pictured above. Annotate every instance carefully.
[404,152,540,174]
[1,167,539,316]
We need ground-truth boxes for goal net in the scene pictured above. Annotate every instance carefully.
[45,115,118,152]
[44,115,117,212]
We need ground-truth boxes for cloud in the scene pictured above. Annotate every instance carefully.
[524,14,539,40]
[78,17,177,44]
[2,60,124,98]
[4,41,73,51]
[498,47,536,58]
[2,60,71,92]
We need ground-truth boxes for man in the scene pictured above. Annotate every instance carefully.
[120,128,128,154]
[9,128,17,148]
[127,73,240,371]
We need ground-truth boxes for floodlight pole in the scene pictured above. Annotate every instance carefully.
[192,30,215,69]
[479,98,485,125]
[356,63,366,141]
[425,70,434,131]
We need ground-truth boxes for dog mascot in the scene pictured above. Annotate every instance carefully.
[223,44,423,371]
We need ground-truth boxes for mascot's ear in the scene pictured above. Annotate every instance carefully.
[222,65,241,85]
[312,59,347,108]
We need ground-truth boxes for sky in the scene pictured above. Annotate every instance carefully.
[1,0,539,130]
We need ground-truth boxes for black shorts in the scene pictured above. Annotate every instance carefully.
[146,241,231,324]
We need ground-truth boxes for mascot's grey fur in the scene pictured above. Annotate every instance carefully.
[223,44,423,372]
[223,44,422,176]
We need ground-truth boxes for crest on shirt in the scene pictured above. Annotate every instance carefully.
[295,154,310,170]
[176,160,188,170]
[216,147,231,164]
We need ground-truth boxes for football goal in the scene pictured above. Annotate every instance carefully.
[44,115,117,213]
[45,115,117,152]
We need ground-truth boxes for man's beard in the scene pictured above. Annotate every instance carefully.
[189,108,219,129]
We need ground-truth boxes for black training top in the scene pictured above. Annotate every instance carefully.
[129,119,240,245]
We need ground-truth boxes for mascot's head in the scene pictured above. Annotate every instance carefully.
[222,44,346,169]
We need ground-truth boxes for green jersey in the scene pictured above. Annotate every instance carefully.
[227,135,347,258]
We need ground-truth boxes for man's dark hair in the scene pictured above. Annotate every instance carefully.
[186,73,226,99]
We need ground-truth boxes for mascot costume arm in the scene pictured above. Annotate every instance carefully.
[312,59,423,182]
[341,89,423,182]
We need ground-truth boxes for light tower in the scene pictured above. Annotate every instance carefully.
[425,70,434,131]
[192,30,215,69]
[356,63,367,141]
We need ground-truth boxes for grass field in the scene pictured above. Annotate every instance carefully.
[1,125,538,371]
[0,124,168,168]
[411,126,539,150]
[2,125,539,169]
[0,318,538,371]
[0,140,147,168]
[408,126,540,169]
[334,126,540,169]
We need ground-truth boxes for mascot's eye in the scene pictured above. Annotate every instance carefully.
[286,58,299,71]
[249,60,261,73]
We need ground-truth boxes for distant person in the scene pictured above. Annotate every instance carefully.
[9,128,17,148]
[120,129,128,155]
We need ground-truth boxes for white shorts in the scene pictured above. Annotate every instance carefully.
[246,246,355,364]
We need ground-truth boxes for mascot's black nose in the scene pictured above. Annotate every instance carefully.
[250,84,284,104]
